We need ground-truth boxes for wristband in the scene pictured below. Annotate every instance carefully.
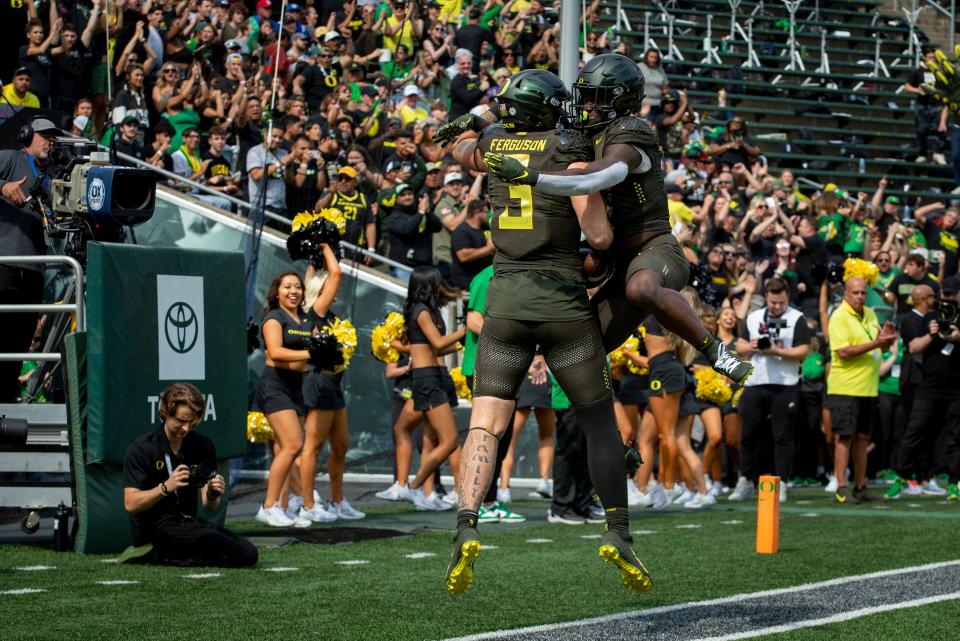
[159,482,169,497]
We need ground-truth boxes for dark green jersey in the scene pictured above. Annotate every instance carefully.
[477,125,594,321]
[593,116,670,237]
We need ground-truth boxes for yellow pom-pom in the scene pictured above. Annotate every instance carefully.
[247,411,274,443]
[291,210,321,232]
[328,317,357,373]
[610,336,643,374]
[450,367,472,401]
[371,312,406,363]
[319,208,347,236]
[842,257,879,286]
[695,368,734,404]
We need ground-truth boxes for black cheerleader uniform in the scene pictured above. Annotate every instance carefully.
[255,307,311,416]
[302,310,348,412]
[406,303,458,412]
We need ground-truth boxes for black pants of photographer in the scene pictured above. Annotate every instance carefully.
[738,384,798,483]
[151,516,258,568]
[550,409,595,515]
[0,266,42,403]
[896,394,960,482]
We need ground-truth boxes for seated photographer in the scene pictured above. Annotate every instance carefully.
[122,383,257,567]
[0,116,61,402]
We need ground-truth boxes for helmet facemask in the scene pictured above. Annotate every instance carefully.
[571,83,626,131]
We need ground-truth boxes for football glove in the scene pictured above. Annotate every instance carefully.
[483,152,539,185]
[432,114,481,145]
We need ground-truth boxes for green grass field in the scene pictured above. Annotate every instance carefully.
[0,489,957,641]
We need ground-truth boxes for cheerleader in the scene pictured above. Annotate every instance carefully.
[614,334,650,506]
[397,267,466,510]
[715,304,743,491]
[254,271,312,528]
[298,244,366,522]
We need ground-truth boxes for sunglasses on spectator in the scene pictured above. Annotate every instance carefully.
[718,180,733,184]
[163,68,177,74]
[755,203,767,208]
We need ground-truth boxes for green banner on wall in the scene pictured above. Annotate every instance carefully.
[85,243,247,465]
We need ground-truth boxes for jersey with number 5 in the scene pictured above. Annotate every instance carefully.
[477,126,595,322]
[478,126,594,273]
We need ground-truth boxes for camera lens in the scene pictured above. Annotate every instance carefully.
[0,416,28,447]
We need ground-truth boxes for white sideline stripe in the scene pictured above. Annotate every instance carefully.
[405,552,437,559]
[183,573,220,579]
[1,588,46,595]
[15,565,55,571]
[99,558,119,564]
[440,559,960,641]
[684,591,960,641]
[579,534,602,539]
[720,520,743,525]
[336,560,370,566]
[676,524,702,529]
[263,567,300,572]
[96,580,140,586]
[632,530,657,535]
[525,538,553,544]
[481,545,498,550]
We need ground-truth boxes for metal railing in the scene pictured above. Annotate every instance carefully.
[0,255,85,362]
[114,151,414,274]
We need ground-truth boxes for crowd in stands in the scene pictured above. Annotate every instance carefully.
[6,1,960,524]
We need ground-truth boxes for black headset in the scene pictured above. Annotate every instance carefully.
[17,117,39,148]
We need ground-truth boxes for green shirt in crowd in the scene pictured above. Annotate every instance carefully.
[877,338,903,396]
[802,351,825,381]
[460,265,493,377]
[550,373,571,410]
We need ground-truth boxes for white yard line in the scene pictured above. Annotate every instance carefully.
[441,559,960,641]
[684,591,960,641]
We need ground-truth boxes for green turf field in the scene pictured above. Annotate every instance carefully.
[0,489,957,641]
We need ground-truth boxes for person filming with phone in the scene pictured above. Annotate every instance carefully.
[121,383,257,567]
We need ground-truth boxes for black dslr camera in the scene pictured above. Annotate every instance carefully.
[187,464,216,486]
[757,316,788,351]
[936,299,959,334]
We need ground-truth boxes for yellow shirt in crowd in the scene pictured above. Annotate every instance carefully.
[2,85,40,108]
[399,103,429,127]
[827,300,881,397]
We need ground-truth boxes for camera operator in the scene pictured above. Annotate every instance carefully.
[0,116,62,402]
[887,284,960,500]
[122,383,257,567]
[731,277,812,502]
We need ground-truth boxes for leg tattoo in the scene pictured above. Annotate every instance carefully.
[458,428,499,512]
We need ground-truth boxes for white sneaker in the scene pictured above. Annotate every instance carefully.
[635,489,654,507]
[441,491,459,506]
[299,503,337,523]
[704,475,714,492]
[535,478,553,498]
[673,489,696,505]
[779,483,787,503]
[933,152,948,165]
[922,480,948,496]
[916,155,928,163]
[667,484,684,500]
[497,487,512,504]
[626,481,643,506]
[411,488,439,511]
[728,477,756,501]
[256,504,296,527]
[331,499,366,519]
[285,494,304,520]
[397,484,414,502]
[708,483,722,497]
[649,483,670,509]
[685,493,716,508]
[824,475,838,493]
[425,492,452,511]
[904,480,924,496]
[375,481,405,501]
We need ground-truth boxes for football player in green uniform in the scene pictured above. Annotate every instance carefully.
[443,53,753,385]
[443,70,652,597]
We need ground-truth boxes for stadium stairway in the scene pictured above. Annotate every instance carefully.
[598,0,957,200]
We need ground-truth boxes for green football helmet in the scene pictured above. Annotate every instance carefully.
[572,53,646,130]
[494,69,571,131]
